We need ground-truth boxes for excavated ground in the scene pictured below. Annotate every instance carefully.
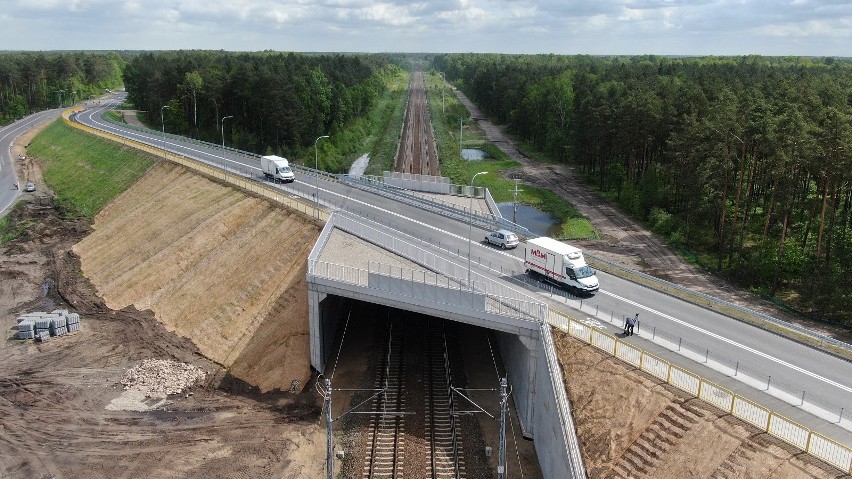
[553,331,846,478]
[1,130,326,477]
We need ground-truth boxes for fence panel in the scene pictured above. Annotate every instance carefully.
[590,330,616,355]
[568,320,592,343]
[767,414,811,450]
[698,380,734,412]
[640,352,669,381]
[668,365,700,396]
[614,341,642,367]
[548,311,571,331]
[806,433,852,474]
[731,396,770,431]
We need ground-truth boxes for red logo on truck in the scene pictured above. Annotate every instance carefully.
[530,249,547,259]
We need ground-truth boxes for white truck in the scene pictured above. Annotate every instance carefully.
[260,155,295,183]
[524,236,599,295]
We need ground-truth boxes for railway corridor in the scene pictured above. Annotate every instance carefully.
[396,66,440,176]
[350,311,494,479]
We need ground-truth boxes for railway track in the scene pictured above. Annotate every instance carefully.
[396,66,439,177]
[360,314,467,479]
[363,320,406,478]
[426,319,466,479]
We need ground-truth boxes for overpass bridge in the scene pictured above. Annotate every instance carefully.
[308,212,584,478]
[53,95,852,476]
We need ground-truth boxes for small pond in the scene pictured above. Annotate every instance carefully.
[461,149,487,161]
[497,202,561,237]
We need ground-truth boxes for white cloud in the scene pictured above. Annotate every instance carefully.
[0,0,848,55]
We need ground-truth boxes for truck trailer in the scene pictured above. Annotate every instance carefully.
[524,236,599,295]
[260,155,295,183]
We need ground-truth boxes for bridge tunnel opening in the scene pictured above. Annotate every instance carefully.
[316,294,543,478]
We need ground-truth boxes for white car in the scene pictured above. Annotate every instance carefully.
[24,182,36,192]
[485,229,519,249]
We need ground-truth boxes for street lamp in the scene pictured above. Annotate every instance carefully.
[315,135,330,216]
[467,171,488,290]
[221,115,233,173]
[160,105,170,159]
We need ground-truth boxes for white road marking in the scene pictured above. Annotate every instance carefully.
[601,289,852,393]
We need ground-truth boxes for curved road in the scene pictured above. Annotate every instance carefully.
[0,109,62,215]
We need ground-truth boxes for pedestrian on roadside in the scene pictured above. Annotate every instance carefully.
[14,182,19,190]
[628,313,638,336]
[623,316,630,335]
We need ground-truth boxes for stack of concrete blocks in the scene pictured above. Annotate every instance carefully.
[66,312,81,333]
[50,316,68,336]
[15,310,83,340]
[16,316,36,339]
[35,315,53,338]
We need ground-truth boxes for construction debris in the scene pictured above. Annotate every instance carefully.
[120,359,206,397]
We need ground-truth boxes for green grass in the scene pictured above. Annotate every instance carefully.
[103,110,126,124]
[26,119,157,219]
[425,70,596,239]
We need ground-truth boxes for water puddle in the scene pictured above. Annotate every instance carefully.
[497,202,561,237]
[461,149,486,161]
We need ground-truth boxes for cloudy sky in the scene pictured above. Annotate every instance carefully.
[1,0,850,56]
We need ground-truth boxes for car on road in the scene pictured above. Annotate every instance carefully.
[24,182,36,192]
[485,229,519,249]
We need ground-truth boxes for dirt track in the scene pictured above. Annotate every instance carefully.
[453,89,851,342]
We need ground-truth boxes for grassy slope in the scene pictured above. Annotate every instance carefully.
[26,119,157,219]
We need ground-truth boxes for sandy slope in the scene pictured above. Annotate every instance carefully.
[553,330,844,478]
[73,162,320,393]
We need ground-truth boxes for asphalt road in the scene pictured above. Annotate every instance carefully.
[73,96,852,444]
[0,109,62,216]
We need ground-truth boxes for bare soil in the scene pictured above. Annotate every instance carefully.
[552,331,846,478]
[1,130,326,478]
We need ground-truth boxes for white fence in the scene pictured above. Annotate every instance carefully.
[547,309,852,475]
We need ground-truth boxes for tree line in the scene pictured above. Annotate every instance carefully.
[435,53,852,324]
[0,52,125,124]
[122,51,396,161]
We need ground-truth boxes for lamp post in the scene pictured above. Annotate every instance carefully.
[314,135,329,217]
[160,105,170,159]
[467,171,488,290]
[221,115,233,173]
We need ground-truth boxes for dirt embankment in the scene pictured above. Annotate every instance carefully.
[0,176,325,478]
[73,162,320,393]
[553,331,844,478]
[2,139,329,478]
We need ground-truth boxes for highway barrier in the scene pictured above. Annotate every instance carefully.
[586,253,852,361]
[62,109,328,222]
[547,309,852,475]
